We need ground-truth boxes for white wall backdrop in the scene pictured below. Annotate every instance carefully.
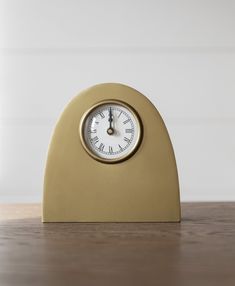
[0,0,235,202]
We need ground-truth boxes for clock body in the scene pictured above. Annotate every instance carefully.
[43,83,181,222]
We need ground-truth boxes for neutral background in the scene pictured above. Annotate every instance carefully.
[0,0,234,203]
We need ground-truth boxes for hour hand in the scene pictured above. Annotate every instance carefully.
[107,107,114,135]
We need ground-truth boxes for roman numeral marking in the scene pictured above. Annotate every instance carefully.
[118,144,123,150]
[123,118,131,124]
[124,137,131,144]
[89,129,97,134]
[109,146,113,154]
[99,112,105,119]
[91,136,99,144]
[98,143,105,151]
[125,128,133,133]
[118,111,123,118]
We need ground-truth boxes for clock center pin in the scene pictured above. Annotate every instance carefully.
[107,128,114,135]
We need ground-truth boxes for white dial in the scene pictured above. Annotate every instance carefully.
[80,101,142,163]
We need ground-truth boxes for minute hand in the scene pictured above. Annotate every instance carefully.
[107,107,114,135]
[108,107,113,128]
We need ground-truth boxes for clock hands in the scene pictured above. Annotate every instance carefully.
[108,107,113,128]
[107,107,114,135]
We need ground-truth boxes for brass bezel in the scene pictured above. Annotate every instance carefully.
[79,99,143,164]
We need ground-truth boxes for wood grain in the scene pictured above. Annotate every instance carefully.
[0,203,235,286]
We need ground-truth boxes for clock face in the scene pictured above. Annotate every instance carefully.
[80,101,142,163]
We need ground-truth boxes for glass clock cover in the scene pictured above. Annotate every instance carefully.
[80,101,142,162]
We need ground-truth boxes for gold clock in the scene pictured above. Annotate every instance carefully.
[42,83,181,222]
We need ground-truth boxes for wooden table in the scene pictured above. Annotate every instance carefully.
[0,203,234,286]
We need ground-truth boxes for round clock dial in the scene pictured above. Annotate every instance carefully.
[80,101,142,163]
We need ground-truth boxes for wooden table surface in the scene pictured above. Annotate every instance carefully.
[0,203,234,286]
